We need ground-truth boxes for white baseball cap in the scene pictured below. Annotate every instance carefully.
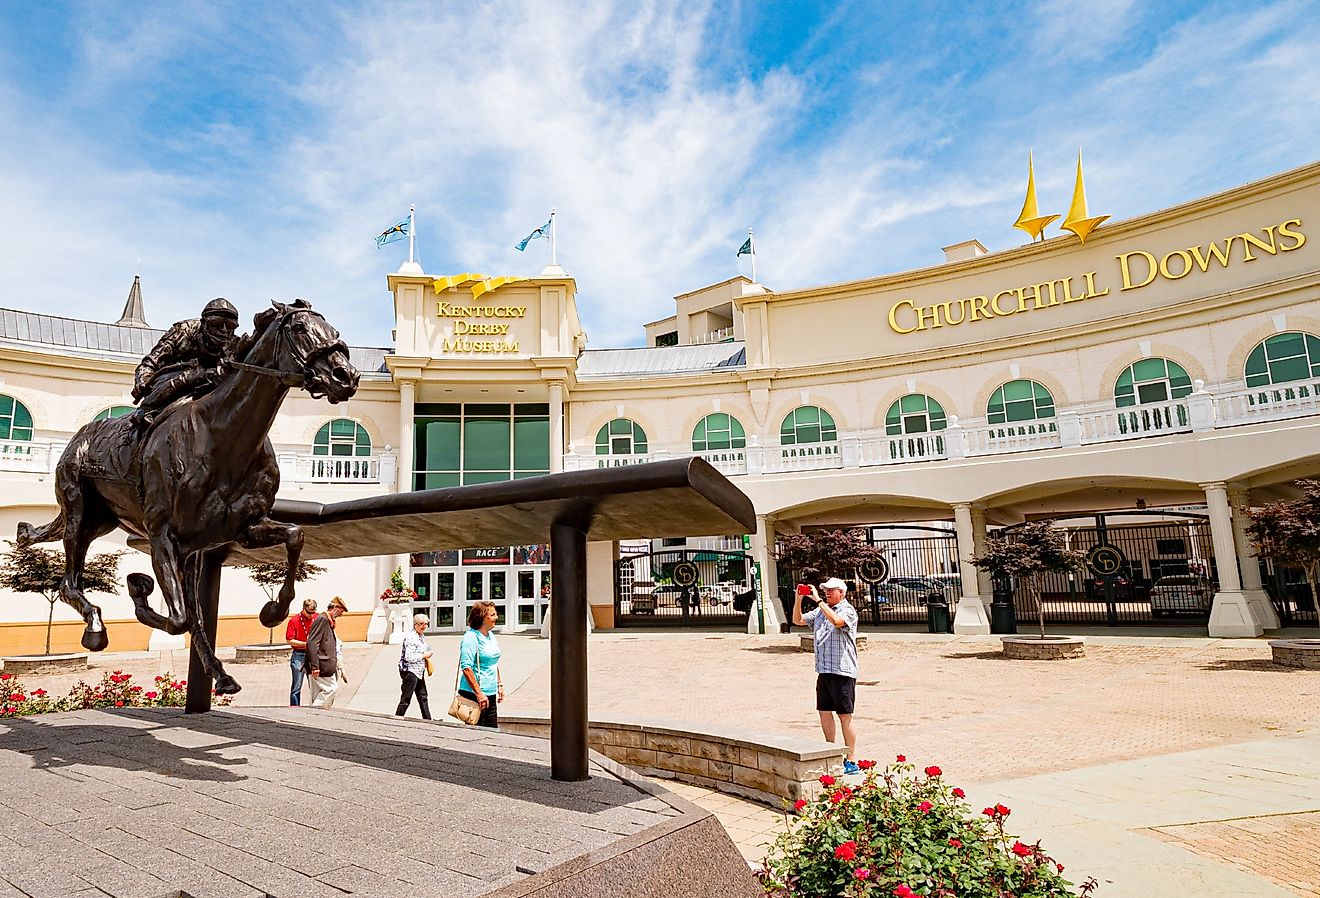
[820,577,848,591]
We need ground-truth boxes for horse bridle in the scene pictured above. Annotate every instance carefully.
[225,308,350,391]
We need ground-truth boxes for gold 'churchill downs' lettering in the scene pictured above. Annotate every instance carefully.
[888,217,1305,335]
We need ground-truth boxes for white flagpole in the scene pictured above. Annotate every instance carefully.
[408,205,416,265]
[748,227,757,283]
[550,208,558,267]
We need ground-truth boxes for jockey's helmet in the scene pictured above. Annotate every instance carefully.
[201,298,240,322]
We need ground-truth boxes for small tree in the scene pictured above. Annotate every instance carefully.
[0,541,123,655]
[1246,479,1320,629]
[242,561,327,643]
[971,521,1086,638]
[777,528,887,587]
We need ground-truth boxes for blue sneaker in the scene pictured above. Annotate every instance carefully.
[843,760,860,776]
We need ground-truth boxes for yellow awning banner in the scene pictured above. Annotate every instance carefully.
[470,276,527,301]
[431,273,486,293]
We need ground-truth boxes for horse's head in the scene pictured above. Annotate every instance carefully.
[250,299,360,403]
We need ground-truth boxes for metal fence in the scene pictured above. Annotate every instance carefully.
[614,549,754,627]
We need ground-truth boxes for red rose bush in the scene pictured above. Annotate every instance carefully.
[758,756,1096,897]
[0,670,230,717]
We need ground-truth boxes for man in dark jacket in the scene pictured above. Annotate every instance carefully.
[128,298,243,428]
[306,596,348,708]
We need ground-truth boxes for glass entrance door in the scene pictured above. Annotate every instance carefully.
[412,570,457,631]
[463,567,509,628]
[516,569,552,629]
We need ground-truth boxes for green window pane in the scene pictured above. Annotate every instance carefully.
[514,417,549,470]
[1271,356,1309,383]
[1245,344,1268,381]
[464,416,511,471]
[1132,358,1167,381]
[330,419,356,437]
[899,394,925,413]
[93,406,134,422]
[1003,380,1032,401]
[418,418,461,471]
[1268,332,1305,360]
[514,403,550,416]
[0,396,11,416]
[610,418,632,435]
[415,471,460,490]
[463,471,510,485]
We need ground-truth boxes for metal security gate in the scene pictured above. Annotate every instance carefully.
[1262,561,1319,626]
[1009,512,1217,626]
[614,549,754,627]
[776,526,961,626]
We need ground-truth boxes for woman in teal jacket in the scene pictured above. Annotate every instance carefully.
[458,601,504,727]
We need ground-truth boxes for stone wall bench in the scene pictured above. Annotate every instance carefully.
[500,714,846,807]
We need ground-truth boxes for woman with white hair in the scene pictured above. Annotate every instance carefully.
[396,613,434,719]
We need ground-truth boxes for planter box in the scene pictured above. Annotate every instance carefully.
[0,653,89,676]
[233,644,292,664]
[1001,635,1085,660]
[1268,638,1320,670]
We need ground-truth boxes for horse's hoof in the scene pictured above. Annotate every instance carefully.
[258,601,284,628]
[213,675,242,696]
[82,628,109,652]
[126,573,155,599]
[15,522,33,546]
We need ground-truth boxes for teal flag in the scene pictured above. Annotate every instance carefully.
[375,216,409,247]
[516,217,553,251]
[737,236,753,256]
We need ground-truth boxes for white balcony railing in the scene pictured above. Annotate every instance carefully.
[559,377,1320,478]
[279,451,396,485]
[0,440,61,474]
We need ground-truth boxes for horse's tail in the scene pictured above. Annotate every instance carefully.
[17,513,64,546]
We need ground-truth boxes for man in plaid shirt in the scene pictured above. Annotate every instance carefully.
[794,577,861,775]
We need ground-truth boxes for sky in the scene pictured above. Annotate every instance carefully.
[1,1,1318,349]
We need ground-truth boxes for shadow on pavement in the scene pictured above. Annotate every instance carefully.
[1196,658,1299,672]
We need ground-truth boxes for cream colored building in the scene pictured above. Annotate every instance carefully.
[3,162,1320,653]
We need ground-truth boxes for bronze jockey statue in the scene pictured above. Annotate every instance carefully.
[129,298,245,427]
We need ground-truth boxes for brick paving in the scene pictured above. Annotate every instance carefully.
[1147,811,1320,896]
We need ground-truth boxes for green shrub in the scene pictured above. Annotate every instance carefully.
[0,670,230,717]
[759,757,1096,897]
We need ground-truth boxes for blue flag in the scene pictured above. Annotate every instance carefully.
[516,217,553,251]
[375,216,409,247]
[737,236,753,256]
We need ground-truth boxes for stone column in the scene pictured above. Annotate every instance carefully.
[748,514,783,634]
[971,505,993,602]
[952,503,989,634]
[1204,482,1262,637]
[1229,487,1281,630]
[397,379,416,493]
[548,380,565,474]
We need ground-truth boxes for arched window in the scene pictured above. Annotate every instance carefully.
[884,394,947,435]
[780,406,837,445]
[595,418,647,455]
[1245,332,1320,387]
[313,419,372,457]
[1114,358,1193,408]
[692,413,745,451]
[0,394,33,441]
[987,380,1055,424]
[93,406,135,422]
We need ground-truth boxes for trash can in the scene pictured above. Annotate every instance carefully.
[990,585,1017,634]
[925,593,951,633]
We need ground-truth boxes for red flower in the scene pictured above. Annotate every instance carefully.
[834,840,857,861]
[996,803,1011,817]
[893,887,916,898]
[145,691,158,700]
[1057,864,1065,873]
[858,759,876,769]
[952,787,965,798]
[924,765,942,777]
[114,700,124,707]
[0,673,11,680]
[917,801,933,813]
[10,693,25,702]
[853,868,871,880]
[793,799,807,812]
[830,790,845,804]
[1011,841,1033,857]
[948,838,962,848]
[819,774,836,786]
[895,754,906,762]
[32,689,46,697]
[983,807,996,817]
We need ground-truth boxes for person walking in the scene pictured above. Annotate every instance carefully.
[793,577,861,774]
[285,598,317,706]
[306,596,348,708]
[396,613,433,719]
[458,601,503,728]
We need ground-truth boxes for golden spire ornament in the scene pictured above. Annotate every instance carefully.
[1012,151,1059,242]
[1060,149,1109,244]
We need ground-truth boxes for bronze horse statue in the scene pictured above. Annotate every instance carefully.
[17,299,359,694]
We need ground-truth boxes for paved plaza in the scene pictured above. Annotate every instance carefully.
[4,629,1319,896]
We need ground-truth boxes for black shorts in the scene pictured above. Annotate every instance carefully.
[816,673,856,715]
